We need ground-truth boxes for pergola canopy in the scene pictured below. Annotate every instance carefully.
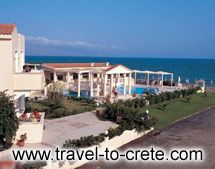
[133,70,173,75]
[133,69,174,87]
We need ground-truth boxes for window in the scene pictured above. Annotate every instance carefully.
[73,73,78,80]
[82,73,89,79]
[94,74,98,78]
[57,74,64,81]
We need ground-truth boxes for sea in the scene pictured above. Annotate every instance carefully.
[26,56,215,87]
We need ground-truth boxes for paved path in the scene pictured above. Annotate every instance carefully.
[43,111,118,146]
[78,107,215,169]
[1,111,117,160]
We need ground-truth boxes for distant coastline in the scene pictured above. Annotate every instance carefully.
[26,55,215,87]
[26,55,215,60]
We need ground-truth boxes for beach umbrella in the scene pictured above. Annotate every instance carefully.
[178,76,181,84]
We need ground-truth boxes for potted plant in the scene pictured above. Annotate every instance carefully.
[96,107,106,116]
[30,110,41,122]
[133,93,137,97]
[30,114,38,122]
[19,112,28,122]
[16,133,27,147]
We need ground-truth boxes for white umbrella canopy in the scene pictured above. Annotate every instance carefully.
[178,76,181,84]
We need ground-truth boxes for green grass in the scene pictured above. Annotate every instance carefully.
[62,99,96,113]
[25,98,96,119]
[141,93,215,129]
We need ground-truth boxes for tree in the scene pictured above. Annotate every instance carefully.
[0,90,19,149]
[184,96,192,103]
[157,102,170,111]
[47,82,65,102]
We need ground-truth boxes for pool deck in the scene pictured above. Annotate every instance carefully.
[0,111,118,160]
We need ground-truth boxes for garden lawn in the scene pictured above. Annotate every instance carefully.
[26,99,96,119]
[141,93,215,129]
[62,99,95,114]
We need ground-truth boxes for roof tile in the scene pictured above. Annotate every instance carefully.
[0,24,16,35]
[43,63,111,69]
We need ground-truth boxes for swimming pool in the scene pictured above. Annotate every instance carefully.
[63,85,159,98]
[118,85,159,95]
[63,90,91,98]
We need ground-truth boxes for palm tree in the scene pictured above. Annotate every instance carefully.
[47,82,65,102]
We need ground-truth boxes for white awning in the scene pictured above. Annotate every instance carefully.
[133,70,173,75]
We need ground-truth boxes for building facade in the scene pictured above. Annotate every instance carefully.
[0,24,25,94]
[0,24,175,99]
[43,63,134,97]
[0,24,45,98]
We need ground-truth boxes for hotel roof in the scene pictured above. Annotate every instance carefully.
[43,63,111,69]
[0,24,16,35]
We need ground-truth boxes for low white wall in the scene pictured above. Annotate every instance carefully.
[47,128,153,169]
[13,72,45,91]
[14,113,45,143]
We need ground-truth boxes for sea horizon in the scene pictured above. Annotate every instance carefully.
[26,55,215,60]
[26,55,215,87]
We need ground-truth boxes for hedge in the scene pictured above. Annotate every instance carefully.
[63,87,200,148]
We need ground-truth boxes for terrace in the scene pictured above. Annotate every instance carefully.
[43,63,134,98]
[42,63,180,99]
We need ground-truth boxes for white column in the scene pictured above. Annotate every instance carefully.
[90,73,93,97]
[67,72,70,83]
[97,74,100,96]
[77,73,81,97]
[123,73,127,96]
[134,72,136,84]
[110,74,113,94]
[161,74,164,87]
[171,74,174,86]
[44,86,48,96]
[66,72,70,88]
[20,51,25,72]
[117,73,120,86]
[128,73,132,95]
[14,52,18,72]
[53,71,57,82]
[147,73,149,86]
[103,74,107,97]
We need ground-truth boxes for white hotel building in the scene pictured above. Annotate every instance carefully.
[0,24,174,99]
[0,24,135,98]
[0,24,44,98]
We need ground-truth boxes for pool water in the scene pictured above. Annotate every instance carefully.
[118,85,159,95]
[63,85,159,98]
[63,90,91,98]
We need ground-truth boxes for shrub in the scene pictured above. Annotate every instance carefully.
[0,91,19,150]
[203,92,207,97]
[47,108,69,118]
[154,94,162,104]
[23,161,47,169]
[63,126,124,148]
[63,134,105,148]
[67,95,96,104]
[157,102,170,111]
[166,92,175,100]
[134,112,158,133]
[108,126,124,139]
[184,96,192,103]
[173,90,181,98]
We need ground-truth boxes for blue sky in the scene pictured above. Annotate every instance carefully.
[1,0,215,58]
